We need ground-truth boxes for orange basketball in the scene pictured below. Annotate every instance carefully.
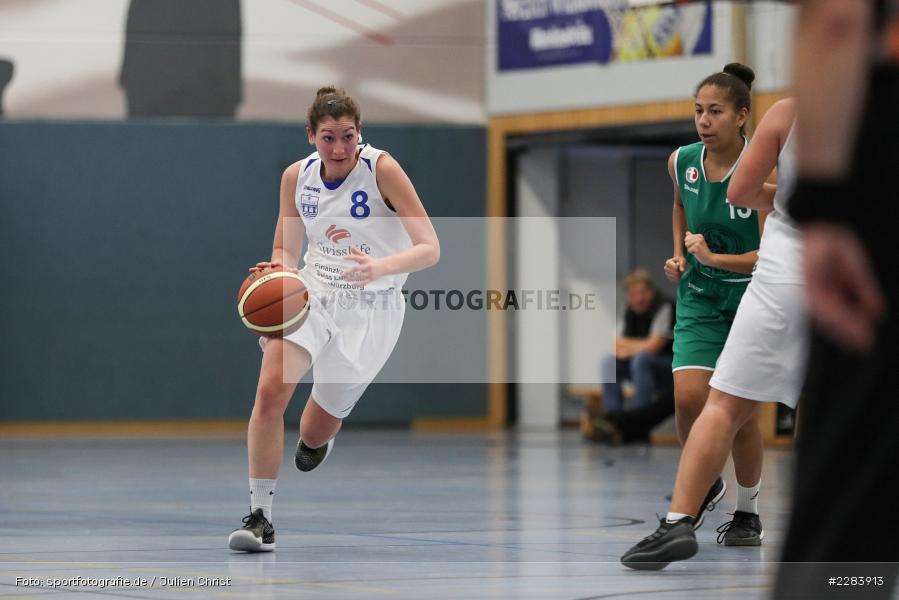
[237,267,309,338]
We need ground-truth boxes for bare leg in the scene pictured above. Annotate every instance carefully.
[670,389,759,516]
[673,369,714,445]
[731,411,764,488]
[299,395,343,449]
[248,340,312,479]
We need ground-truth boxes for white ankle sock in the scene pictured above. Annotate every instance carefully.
[736,481,760,515]
[250,478,277,521]
[666,512,691,523]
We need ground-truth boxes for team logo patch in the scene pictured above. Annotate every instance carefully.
[325,224,351,242]
[301,192,319,219]
[685,167,699,184]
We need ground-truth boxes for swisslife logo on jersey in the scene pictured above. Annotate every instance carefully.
[317,224,369,258]
[685,167,699,184]
[325,224,351,242]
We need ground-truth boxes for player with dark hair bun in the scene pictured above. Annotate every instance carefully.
[620,63,770,569]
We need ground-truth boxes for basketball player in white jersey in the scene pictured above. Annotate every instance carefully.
[229,87,440,552]
[622,98,805,568]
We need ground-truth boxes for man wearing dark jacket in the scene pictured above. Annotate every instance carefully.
[595,269,675,443]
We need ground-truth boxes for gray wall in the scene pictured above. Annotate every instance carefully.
[632,156,680,300]
[508,142,681,425]
[560,145,677,298]
[0,121,487,424]
[563,147,632,281]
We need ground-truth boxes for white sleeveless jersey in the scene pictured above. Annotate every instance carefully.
[773,125,797,217]
[295,144,412,293]
[753,125,802,283]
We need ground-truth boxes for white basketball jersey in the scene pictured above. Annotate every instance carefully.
[753,125,802,283]
[295,144,412,293]
[773,125,797,218]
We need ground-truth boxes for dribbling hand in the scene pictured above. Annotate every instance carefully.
[664,256,687,282]
[249,261,299,274]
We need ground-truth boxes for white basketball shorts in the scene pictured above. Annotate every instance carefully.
[260,287,405,418]
[709,277,808,409]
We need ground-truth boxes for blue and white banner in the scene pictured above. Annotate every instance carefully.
[498,5,614,71]
[497,0,713,71]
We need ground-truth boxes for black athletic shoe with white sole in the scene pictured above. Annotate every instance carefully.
[693,477,727,530]
[716,510,764,546]
[621,516,698,570]
[295,438,333,472]
[229,508,275,552]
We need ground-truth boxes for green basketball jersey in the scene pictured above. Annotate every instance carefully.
[675,141,761,281]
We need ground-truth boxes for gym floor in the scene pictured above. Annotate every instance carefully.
[1,430,797,599]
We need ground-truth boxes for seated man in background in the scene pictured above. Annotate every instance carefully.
[595,269,675,444]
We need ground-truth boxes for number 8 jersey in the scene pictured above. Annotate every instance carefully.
[295,144,412,293]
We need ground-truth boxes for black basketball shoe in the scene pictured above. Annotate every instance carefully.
[716,510,764,546]
[621,516,698,570]
[693,477,727,530]
[295,438,334,472]
[228,508,275,552]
